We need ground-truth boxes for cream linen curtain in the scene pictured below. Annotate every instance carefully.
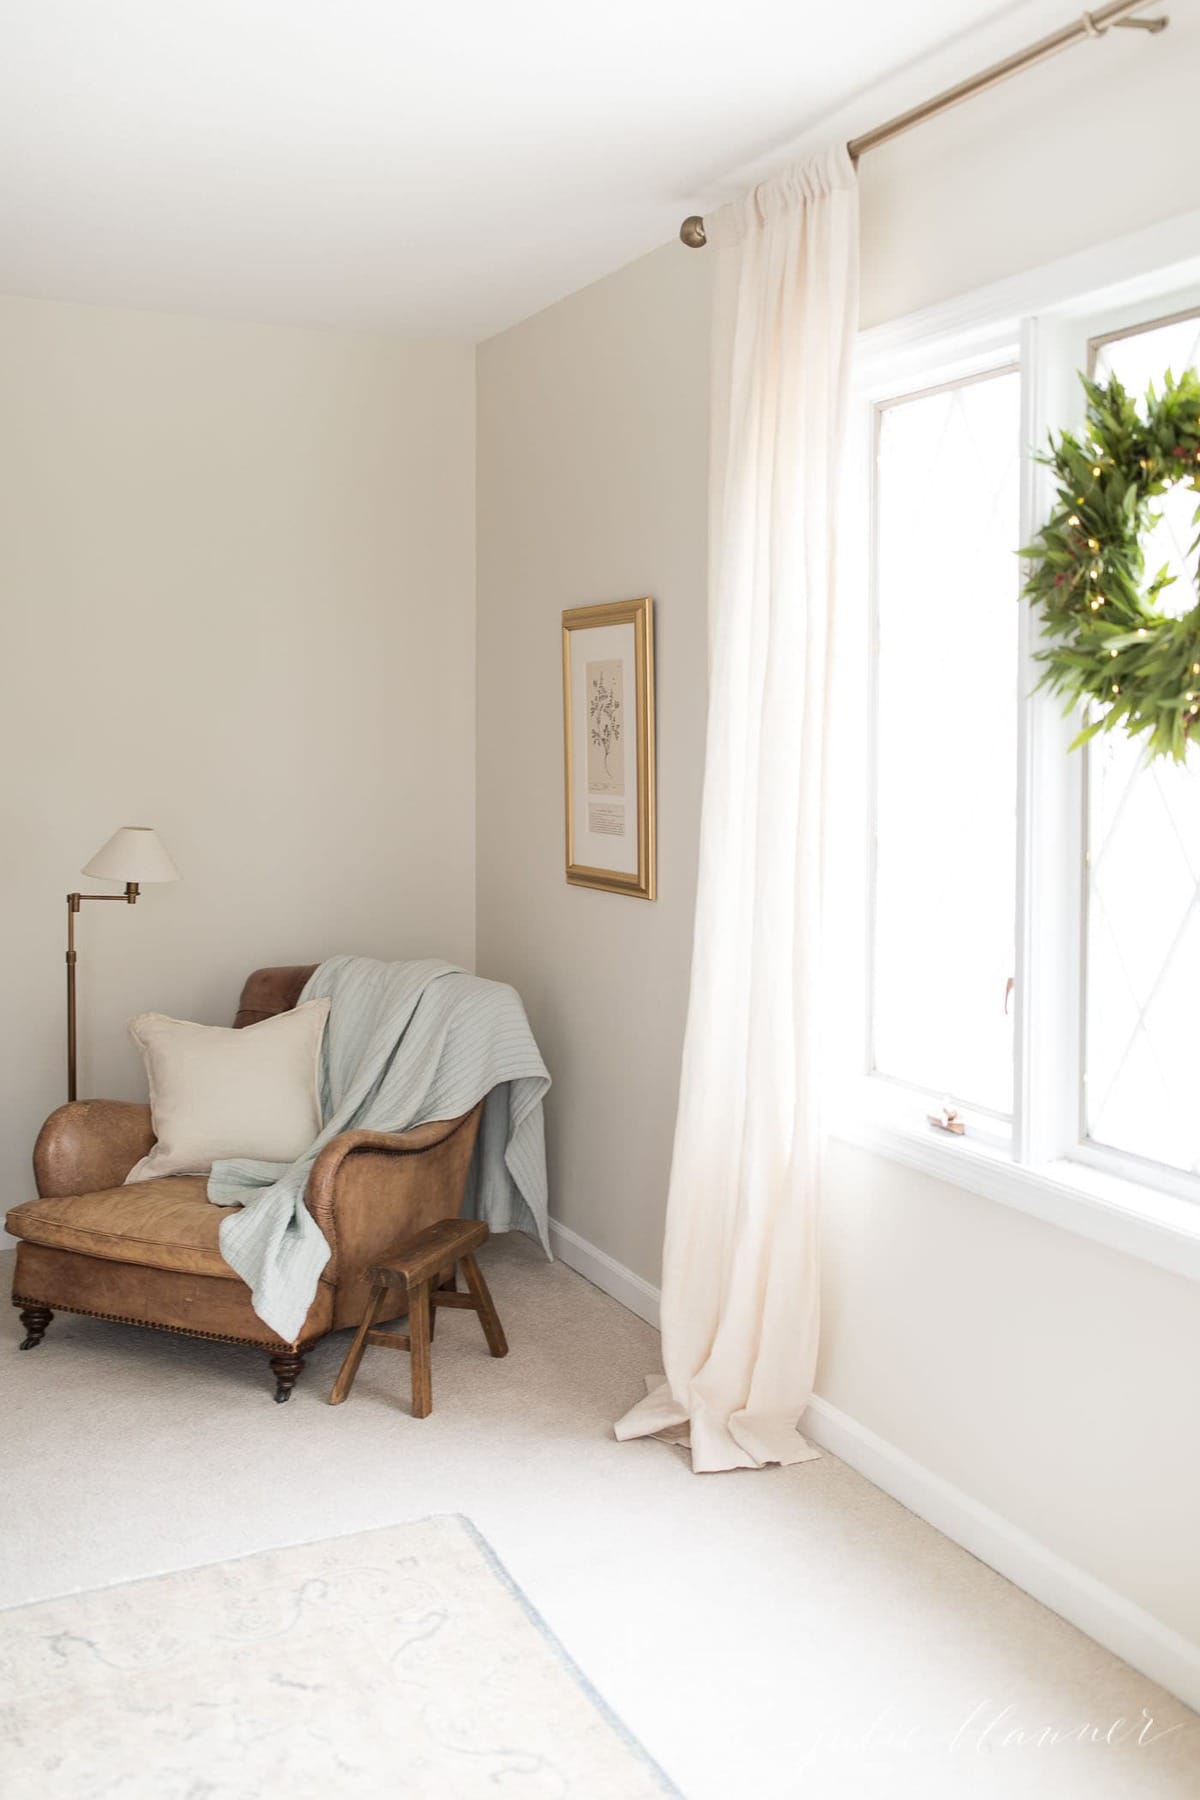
[615,148,859,1473]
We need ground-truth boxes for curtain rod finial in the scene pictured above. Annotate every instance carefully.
[680,215,707,249]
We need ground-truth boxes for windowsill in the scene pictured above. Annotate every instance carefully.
[829,1100,1200,1284]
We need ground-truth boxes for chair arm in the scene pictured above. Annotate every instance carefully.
[307,1106,484,1325]
[34,1101,156,1198]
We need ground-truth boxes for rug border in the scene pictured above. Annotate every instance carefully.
[0,1509,685,1798]
[448,1513,685,1798]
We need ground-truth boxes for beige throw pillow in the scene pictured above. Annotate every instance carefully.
[125,999,330,1183]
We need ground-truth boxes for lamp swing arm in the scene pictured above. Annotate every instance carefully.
[678,2,1168,248]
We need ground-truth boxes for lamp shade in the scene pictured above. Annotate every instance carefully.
[82,826,180,885]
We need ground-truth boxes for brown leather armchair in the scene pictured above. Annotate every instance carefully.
[6,965,483,1401]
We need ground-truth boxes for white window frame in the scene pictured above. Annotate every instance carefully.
[830,208,1200,1286]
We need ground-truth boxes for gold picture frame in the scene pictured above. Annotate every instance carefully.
[562,596,656,899]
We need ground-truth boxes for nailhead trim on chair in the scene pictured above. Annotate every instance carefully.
[11,1291,321,1355]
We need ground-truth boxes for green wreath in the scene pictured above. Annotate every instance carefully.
[1022,366,1200,762]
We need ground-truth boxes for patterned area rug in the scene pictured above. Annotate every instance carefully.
[0,1514,679,1798]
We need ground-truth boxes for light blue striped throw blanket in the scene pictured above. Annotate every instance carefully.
[207,956,551,1342]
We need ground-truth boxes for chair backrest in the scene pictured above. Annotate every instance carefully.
[233,965,318,1029]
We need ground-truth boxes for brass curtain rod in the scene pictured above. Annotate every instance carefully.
[679,2,1167,247]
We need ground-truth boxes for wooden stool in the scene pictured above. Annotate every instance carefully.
[329,1218,507,1417]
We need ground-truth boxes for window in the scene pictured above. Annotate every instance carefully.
[871,369,1020,1120]
[860,281,1200,1211]
[1083,310,1200,1177]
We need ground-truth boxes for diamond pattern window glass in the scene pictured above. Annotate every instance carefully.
[1085,311,1200,1172]
[872,369,1020,1115]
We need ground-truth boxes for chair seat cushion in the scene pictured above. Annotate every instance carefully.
[6,1178,240,1280]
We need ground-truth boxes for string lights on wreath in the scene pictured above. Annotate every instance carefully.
[1023,368,1200,762]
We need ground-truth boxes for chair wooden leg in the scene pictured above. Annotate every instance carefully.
[329,1280,387,1406]
[408,1280,433,1418]
[18,1305,53,1351]
[460,1253,508,1359]
[269,1351,305,1404]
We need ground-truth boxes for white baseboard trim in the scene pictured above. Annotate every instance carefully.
[548,1218,1200,1711]
[547,1218,662,1329]
[802,1396,1200,1715]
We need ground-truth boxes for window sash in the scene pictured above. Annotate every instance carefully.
[1077,301,1200,1177]
[867,362,1021,1123]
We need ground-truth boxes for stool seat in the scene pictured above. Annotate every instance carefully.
[328,1217,507,1417]
[371,1217,489,1290]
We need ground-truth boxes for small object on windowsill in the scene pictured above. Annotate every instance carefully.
[928,1101,966,1137]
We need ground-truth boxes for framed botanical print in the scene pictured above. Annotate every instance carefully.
[562,596,656,899]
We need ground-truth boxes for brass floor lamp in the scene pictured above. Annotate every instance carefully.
[67,826,179,1101]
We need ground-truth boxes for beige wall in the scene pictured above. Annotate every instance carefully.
[820,1141,1200,1643]
[475,12,1200,1649]
[476,245,711,1281]
[0,295,475,1210]
[857,6,1200,331]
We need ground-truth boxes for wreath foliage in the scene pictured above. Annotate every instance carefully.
[1022,366,1200,762]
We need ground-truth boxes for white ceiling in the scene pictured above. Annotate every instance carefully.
[0,0,1068,340]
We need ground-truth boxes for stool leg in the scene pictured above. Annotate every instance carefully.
[461,1253,508,1358]
[329,1280,387,1406]
[429,1269,456,1343]
[409,1281,433,1419]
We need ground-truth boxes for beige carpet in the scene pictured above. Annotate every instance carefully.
[0,1513,677,1797]
[2,1236,1197,1798]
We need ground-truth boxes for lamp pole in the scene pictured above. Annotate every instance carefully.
[65,883,139,1101]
